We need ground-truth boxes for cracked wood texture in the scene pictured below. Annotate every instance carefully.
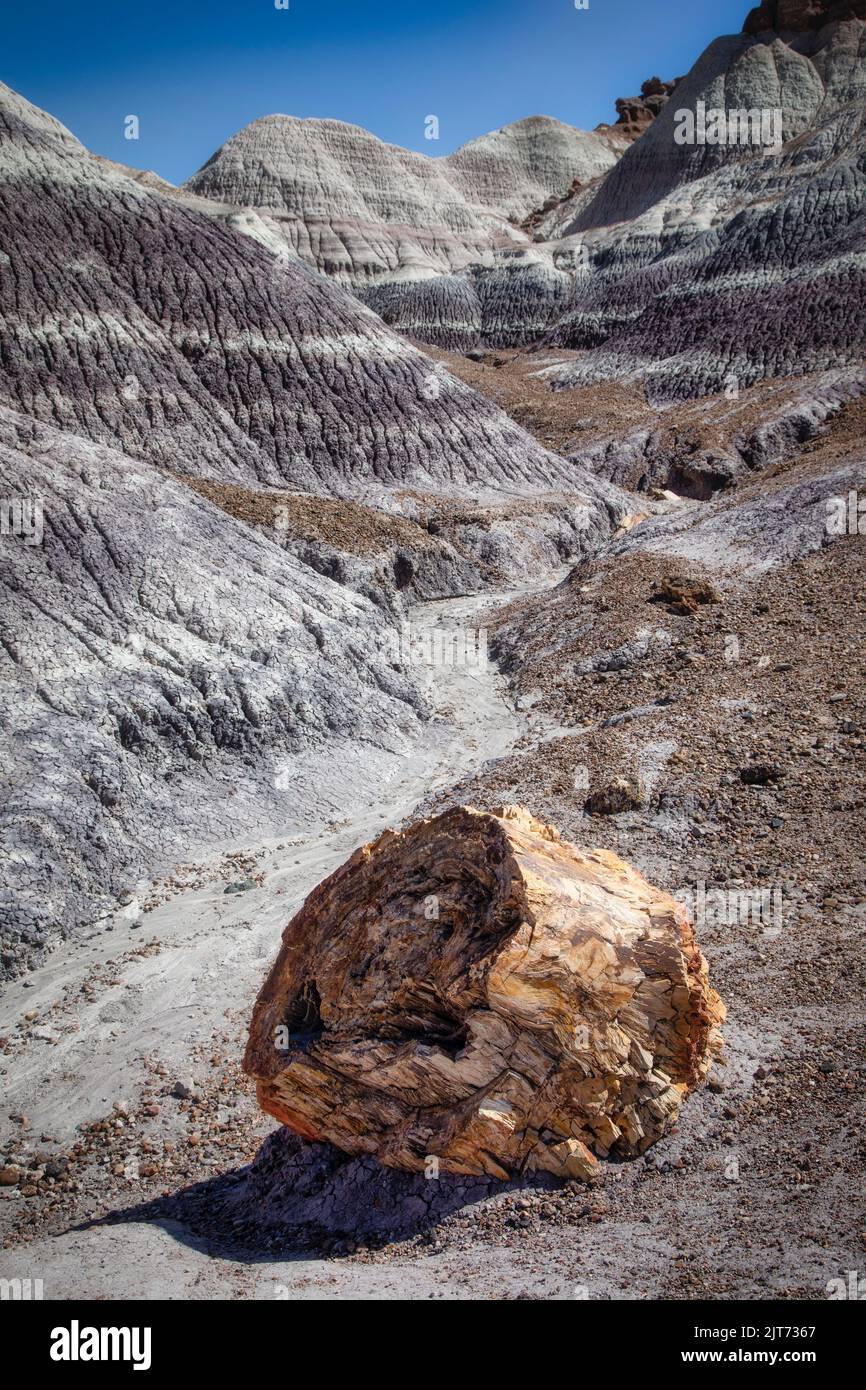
[245,805,724,1179]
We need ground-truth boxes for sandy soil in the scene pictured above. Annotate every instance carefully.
[0,582,550,1298]
[2,564,863,1301]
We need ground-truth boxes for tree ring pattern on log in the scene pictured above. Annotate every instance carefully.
[244,805,725,1180]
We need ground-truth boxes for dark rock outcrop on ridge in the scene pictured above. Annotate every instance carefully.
[602,76,683,142]
[541,14,866,399]
[744,0,866,32]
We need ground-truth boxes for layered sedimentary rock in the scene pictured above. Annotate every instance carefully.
[182,113,626,350]
[176,9,866,381]
[184,114,504,286]
[0,80,592,498]
[183,7,866,387]
[0,407,427,974]
[445,116,626,222]
[181,7,865,387]
[184,114,622,283]
[0,82,630,977]
[245,805,724,1177]
[539,13,866,397]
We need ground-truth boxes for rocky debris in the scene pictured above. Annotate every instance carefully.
[0,1046,268,1248]
[432,450,866,938]
[424,351,866,501]
[244,804,724,1179]
[650,576,721,616]
[585,776,646,815]
[180,473,624,616]
[171,1080,198,1101]
[520,175,587,239]
[740,764,783,785]
[180,477,482,613]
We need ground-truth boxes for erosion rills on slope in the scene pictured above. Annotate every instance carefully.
[183,114,623,284]
[444,116,627,223]
[541,14,866,397]
[177,5,866,376]
[364,7,866,376]
[0,83,631,980]
[179,84,686,354]
[0,407,428,979]
[562,368,866,496]
[0,80,606,508]
[366,247,578,351]
[360,99,657,349]
[0,576,533,1151]
[183,114,509,284]
[174,7,866,374]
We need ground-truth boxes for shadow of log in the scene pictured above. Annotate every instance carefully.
[91,1127,569,1262]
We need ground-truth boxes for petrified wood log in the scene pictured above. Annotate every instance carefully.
[244,805,724,1180]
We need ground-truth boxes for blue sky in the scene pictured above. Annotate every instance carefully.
[4,0,749,184]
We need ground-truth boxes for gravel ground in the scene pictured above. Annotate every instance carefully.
[1,407,863,1301]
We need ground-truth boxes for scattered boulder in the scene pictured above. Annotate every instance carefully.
[585,776,646,815]
[244,805,724,1179]
[740,764,783,785]
[650,576,721,616]
[171,1079,198,1101]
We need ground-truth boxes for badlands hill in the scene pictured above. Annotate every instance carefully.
[183,3,866,390]
[0,80,625,976]
[544,5,866,398]
[0,81,582,497]
[182,100,666,350]
[184,113,627,288]
[0,0,865,1305]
